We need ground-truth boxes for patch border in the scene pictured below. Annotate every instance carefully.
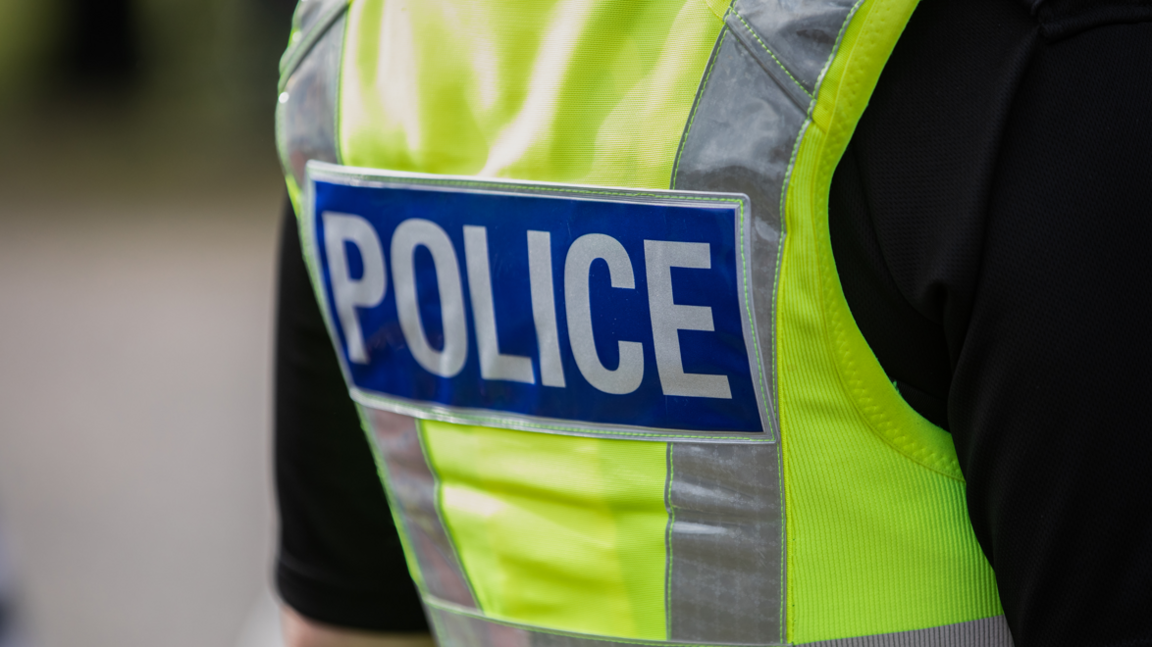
[302,160,775,443]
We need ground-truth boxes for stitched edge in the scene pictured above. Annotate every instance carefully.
[279,0,349,91]
[352,388,774,442]
[663,442,675,639]
[731,12,814,99]
[803,0,966,482]
[415,419,483,609]
[808,0,867,110]
[670,28,729,190]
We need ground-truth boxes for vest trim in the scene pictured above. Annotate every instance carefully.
[801,616,1013,647]
[425,598,1012,647]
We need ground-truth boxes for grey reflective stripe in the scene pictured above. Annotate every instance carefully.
[277,11,345,191]
[280,0,349,81]
[426,599,699,647]
[672,27,800,440]
[666,442,784,645]
[671,2,865,643]
[723,12,814,111]
[426,602,1006,647]
[803,616,1014,647]
[366,409,478,609]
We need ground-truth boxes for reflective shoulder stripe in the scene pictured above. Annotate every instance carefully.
[427,602,1012,647]
[279,0,349,83]
[277,2,346,206]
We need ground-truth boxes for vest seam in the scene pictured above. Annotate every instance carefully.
[809,0,966,482]
[729,12,814,100]
[333,8,350,166]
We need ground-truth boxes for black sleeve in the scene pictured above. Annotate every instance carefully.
[952,17,1152,647]
[830,2,1152,646]
[274,202,429,632]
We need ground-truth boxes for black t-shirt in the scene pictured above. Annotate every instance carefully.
[274,1,1152,644]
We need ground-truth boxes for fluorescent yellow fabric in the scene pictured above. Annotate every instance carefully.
[777,0,1002,642]
[339,1,723,639]
[419,421,669,640]
[339,0,724,189]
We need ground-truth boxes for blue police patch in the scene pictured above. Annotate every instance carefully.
[303,162,772,440]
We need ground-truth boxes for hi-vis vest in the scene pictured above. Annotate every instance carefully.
[277,0,1012,644]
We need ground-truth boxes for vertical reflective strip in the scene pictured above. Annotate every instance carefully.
[672,1,864,641]
[666,442,784,645]
[673,28,802,438]
[366,409,478,609]
[281,0,349,77]
[276,11,345,194]
[671,27,793,645]
[803,616,1015,647]
[426,604,534,647]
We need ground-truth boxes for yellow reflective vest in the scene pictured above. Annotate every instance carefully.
[276,0,1011,644]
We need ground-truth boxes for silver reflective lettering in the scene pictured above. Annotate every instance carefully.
[528,231,566,387]
[391,219,468,378]
[322,212,387,364]
[644,240,731,399]
[464,225,535,384]
[564,234,644,395]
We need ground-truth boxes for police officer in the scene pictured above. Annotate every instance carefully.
[273,0,1152,646]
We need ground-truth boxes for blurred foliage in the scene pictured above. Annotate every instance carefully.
[0,0,296,204]
[0,1,61,102]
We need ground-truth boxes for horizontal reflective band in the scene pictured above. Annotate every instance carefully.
[428,600,1010,647]
[280,0,348,83]
[277,10,344,193]
[304,162,774,441]
[804,616,1014,647]
[426,599,787,647]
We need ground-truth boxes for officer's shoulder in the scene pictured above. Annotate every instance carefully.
[1026,0,1152,40]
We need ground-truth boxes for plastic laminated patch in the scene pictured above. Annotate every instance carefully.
[301,161,775,442]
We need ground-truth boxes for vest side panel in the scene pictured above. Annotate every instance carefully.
[776,0,1004,643]
[277,7,347,213]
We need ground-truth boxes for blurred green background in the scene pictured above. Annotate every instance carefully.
[0,1,299,646]
[0,0,294,199]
